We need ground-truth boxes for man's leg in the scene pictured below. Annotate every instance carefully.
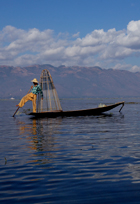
[18,93,34,108]
[32,94,37,112]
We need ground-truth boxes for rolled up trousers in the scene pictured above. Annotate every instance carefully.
[18,93,37,112]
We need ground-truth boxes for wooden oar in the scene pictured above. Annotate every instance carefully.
[12,87,32,117]
[27,87,32,94]
[119,102,124,112]
[13,106,20,117]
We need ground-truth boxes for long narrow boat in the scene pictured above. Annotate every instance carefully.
[28,101,124,118]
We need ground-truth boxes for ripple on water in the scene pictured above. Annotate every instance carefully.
[1,99,140,203]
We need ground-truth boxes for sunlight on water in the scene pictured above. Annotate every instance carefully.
[1,98,140,203]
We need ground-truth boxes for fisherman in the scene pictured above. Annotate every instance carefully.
[16,78,43,113]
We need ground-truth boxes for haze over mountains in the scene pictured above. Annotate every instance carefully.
[1,64,140,99]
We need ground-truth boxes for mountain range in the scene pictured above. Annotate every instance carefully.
[1,64,140,99]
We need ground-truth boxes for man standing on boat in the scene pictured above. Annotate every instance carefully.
[16,78,43,113]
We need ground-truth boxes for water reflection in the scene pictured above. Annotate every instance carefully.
[16,117,63,164]
[14,111,140,187]
[14,113,140,185]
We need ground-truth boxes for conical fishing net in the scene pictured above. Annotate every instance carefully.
[37,69,62,112]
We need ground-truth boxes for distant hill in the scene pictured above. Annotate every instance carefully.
[1,64,140,99]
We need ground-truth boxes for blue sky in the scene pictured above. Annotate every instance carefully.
[0,0,140,71]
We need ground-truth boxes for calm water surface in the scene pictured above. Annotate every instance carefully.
[1,98,140,203]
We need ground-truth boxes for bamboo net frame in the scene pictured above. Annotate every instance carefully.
[37,69,62,113]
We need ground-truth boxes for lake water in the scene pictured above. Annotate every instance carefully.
[1,97,140,204]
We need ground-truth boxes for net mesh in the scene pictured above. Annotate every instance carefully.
[37,69,62,112]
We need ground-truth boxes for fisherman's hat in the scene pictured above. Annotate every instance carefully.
[31,78,38,83]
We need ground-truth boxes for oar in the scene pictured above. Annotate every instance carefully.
[13,106,20,117]
[27,87,32,94]
[119,102,124,112]
[12,87,32,117]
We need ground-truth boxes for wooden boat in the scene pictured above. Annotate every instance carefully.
[21,69,125,118]
[28,101,124,118]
